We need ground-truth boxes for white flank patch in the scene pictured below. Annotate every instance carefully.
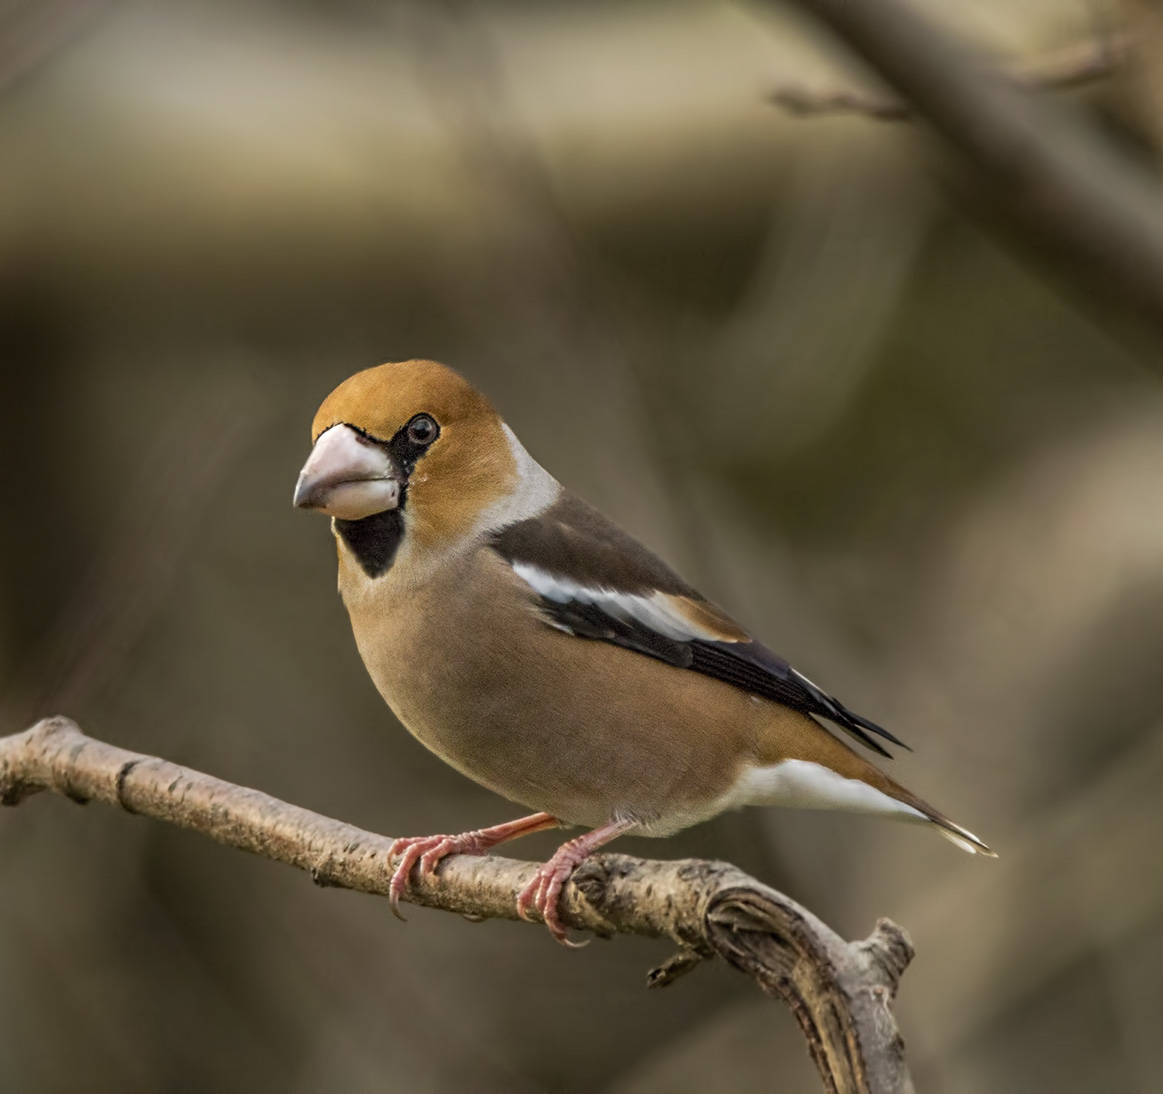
[509,563,722,642]
[474,424,562,535]
[728,760,928,822]
[723,760,995,855]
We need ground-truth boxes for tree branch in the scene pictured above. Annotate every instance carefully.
[775,0,1163,339]
[0,717,914,1094]
[770,33,1129,121]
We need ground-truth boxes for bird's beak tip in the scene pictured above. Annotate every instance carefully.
[292,474,316,510]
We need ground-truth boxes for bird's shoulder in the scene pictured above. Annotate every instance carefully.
[490,493,693,592]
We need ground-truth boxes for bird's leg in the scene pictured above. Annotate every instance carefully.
[387,812,560,918]
[517,818,637,946]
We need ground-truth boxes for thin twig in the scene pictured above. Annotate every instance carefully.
[0,717,915,1094]
[772,0,1163,340]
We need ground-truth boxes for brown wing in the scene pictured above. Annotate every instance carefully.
[488,493,907,757]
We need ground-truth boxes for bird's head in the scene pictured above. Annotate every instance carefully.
[294,360,546,576]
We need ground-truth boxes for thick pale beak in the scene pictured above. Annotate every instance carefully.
[293,424,401,520]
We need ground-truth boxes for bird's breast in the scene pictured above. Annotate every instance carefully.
[337,545,770,830]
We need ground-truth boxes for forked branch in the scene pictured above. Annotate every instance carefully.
[0,718,914,1094]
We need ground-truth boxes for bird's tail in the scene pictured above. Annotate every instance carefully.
[753,706,997,856]
[893,783,997,857]
[837,733,998,857]
[925,811,997,856]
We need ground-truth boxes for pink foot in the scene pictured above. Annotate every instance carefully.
[387,831,488,919]
[516,818,636,946]
[516,841,593,946]
[386,812,559,919]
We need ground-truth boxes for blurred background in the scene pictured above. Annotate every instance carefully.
[2,0,1162,1090]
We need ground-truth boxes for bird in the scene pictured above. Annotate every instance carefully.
[293,359,995,944]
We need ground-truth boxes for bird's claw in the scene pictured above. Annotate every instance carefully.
[389,819,612,947]
[387,831,490,919]
[516,852,590,947]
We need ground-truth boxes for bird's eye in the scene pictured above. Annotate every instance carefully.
[406,414,439,446]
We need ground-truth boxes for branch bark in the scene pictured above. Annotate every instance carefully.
[0,717,914,1094]
[776,0,1163,338]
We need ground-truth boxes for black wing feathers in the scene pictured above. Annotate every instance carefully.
[544,599,695,666]
[541,597,901,757]
[689,641,906,756]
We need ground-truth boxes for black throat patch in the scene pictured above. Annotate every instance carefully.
[335,505,406,578]
[331,416,438,579]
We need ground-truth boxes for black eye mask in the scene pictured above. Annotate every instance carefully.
[334,414,441,578]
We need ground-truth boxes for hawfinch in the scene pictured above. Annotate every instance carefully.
[294,360,994,943]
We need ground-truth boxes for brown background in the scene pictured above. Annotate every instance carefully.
[2,2,1161,1090]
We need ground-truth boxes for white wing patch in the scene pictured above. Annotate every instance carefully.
[510,562,722,642]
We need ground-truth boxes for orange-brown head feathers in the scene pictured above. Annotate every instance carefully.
[297,360,557,574]
[310,359,500,448]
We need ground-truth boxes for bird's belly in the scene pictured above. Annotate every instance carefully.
[346,565,757,830]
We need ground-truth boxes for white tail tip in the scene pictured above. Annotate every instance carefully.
[935,820,997,857]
